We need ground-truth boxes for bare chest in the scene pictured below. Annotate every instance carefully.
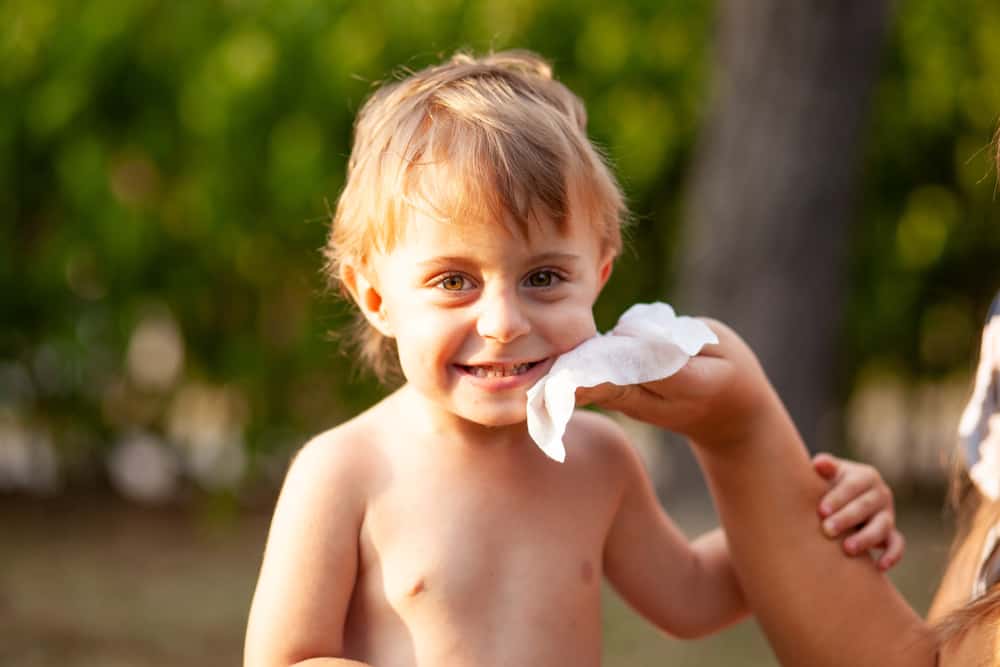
[345,458,616,665]
[365,464,610,605]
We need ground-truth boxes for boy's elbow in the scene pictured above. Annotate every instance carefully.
[652,601,748,640]
[664,607,749,640]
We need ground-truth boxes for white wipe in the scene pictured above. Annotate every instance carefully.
[526,302,718,462]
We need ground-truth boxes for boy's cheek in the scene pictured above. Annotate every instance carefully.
[547,309,599,352]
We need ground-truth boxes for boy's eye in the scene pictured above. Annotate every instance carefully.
[525,270,559,288]
[437,274,470,291]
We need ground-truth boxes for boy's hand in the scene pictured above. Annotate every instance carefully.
[812,453,905,571]
[575,319,778,449]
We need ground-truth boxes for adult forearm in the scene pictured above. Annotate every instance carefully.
[692,397,937,667]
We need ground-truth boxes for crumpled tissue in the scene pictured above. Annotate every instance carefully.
[525,302,718,462]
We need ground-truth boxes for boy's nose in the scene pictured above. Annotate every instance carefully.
[476,288,530,343]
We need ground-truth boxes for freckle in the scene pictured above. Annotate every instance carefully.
[407,578,426,596]
[580,560,594,584]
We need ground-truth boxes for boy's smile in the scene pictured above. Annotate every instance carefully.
[362,208,613,431]
[454,357,550,390]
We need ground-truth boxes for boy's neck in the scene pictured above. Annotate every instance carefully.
[390,383,536,454]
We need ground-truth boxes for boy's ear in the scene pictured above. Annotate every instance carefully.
[597,251,615,290]
[340,263,394,338]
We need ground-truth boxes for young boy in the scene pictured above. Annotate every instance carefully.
[244,51,901,667]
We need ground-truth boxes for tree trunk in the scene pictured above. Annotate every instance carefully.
[676,0,891,452]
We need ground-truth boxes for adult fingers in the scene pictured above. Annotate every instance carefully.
[575,382,627,408]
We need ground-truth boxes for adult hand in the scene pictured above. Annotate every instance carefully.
[575,319,779,448]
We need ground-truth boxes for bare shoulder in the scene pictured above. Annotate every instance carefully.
[565,408,629,443]
[246,407,389,663]
[563,409,641,479]
[293,413,376,476]
[281,405,387,508]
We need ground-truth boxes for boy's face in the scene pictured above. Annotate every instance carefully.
[365,209,613,429]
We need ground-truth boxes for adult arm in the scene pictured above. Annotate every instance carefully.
[581,321,937,666]
[693,398,935,667]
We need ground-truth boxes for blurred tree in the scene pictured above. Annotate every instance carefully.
[677,1,892,452]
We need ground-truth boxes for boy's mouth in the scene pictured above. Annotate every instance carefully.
[458,360,543,378]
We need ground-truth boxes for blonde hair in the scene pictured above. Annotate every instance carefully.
[324,50,627,381]
[936,488,1000,646]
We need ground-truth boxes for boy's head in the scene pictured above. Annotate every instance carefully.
[326,50,627,382]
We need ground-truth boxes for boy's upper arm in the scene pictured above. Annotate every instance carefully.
[244,429,368,666]
[589,415,735,638]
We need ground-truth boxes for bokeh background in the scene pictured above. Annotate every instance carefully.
[3,0,1000,665]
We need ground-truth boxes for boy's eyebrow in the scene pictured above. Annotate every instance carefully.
[529,252,583,264]
[416,252,583,269]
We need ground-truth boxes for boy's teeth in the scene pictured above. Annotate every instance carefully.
[470,363,531,378]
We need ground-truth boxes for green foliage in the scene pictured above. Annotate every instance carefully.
[0,0,710,482]
[2,0,998,487]
[849,0,1000,387]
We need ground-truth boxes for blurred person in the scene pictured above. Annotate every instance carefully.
[243,51,899,667]
[928,290,1000,664]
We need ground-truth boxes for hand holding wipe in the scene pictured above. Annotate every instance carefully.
[526,302,718,462]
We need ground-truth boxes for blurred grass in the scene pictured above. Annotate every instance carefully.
[0,495,951,667]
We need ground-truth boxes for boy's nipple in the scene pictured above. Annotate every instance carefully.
[407,577,427,597]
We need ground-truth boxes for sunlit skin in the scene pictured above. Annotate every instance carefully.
[244,210,906,667]
[369,210,613,433]
[576,323,934,667]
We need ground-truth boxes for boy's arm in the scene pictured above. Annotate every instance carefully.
[244,434,373,667]
[601,421,748,639]
[582,321,937,667]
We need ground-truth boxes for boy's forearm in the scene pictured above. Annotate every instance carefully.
[685,528,750,634]
[691,395,937,667]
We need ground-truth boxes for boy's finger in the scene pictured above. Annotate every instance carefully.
[843,512,892,555]
[877,531,906,571]
[811,453,840,482]
[819,474,875,520]
[823,489,884,537]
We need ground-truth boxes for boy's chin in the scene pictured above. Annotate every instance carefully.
[460,406,528,429]
[481,416,528,429]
